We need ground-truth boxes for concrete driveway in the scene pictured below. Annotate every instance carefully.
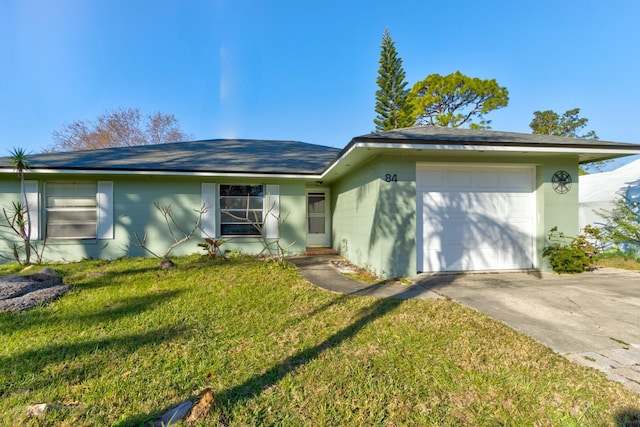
[415,268,640,391]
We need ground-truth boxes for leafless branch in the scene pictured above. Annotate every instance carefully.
[131,231,163,258]
[131,203,208,259]
[224,195,294,263]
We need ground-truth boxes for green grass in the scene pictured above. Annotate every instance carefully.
[594,251,640,271]
[1,256,639,426]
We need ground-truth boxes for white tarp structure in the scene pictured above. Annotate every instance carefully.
[579,158,640,229]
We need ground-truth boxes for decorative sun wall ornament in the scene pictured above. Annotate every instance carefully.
[551,170,572,194]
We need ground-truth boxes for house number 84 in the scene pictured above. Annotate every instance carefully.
[384,174,398,183]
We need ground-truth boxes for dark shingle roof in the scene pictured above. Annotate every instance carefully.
[3,129,639,177]
[0,139,341,175]
[351,126,639,148]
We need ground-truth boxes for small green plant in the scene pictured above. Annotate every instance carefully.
[2,201,47,265]
[197,238,227,259]
[224,248,246,260]
[542,226,600,273]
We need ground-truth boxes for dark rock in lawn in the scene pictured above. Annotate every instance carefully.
[0,271,70,313]
[159,259,177,269]
[40,267,58,277]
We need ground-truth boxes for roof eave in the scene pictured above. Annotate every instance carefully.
[352,135,640,150]
[0,167,325,179]
[320,140,640,179]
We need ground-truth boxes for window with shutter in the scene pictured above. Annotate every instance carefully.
[45,182,98,239]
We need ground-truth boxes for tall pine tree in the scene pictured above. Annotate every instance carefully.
[374,29,414,131]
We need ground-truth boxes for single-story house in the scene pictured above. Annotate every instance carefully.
[579,157,640,228]
[2,126,640,277]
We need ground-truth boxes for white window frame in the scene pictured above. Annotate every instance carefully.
[97,181,114,239]
[44,181,113,240]
[264,184,280,239]
[201,183,218,238]
[24,180,39,240]
[218,184,265,237]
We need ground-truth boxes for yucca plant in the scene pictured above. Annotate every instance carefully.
[3,148,33,264]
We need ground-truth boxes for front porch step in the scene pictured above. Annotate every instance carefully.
[304,247,339,256]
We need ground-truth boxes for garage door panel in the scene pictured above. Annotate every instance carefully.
[423,192,514,214]
[420,169,444,189]
[428,217,507,246]
[418,165,535,272]
[479,195,507,215]
[421,224,534,271]
[449,171,473,189]
[501,170,532,190]
[503,195,531,215]
[422,192,447,210]
[423,188,530,214]
[427,206,532,222]
[505,217,532,231]
[474,171,500,189]
[423,246,507,271]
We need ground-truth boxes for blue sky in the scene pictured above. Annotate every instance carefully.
[1,0,639,168]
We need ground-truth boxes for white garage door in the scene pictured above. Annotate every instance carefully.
[416,164,535,272]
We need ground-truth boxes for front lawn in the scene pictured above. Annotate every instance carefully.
[595,252,640,271]
[1,256,639,426]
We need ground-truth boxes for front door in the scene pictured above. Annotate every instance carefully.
[306,190,331,247]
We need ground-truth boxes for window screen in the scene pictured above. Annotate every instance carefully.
[46,182,98,239]
[219,185,263,236]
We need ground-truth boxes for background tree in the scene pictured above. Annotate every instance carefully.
[529,108,598,139]
[599,192,640,252]
[373,29,414,131]
[48,107,191,152]
[410,71,509,128]
[529,108,604,172]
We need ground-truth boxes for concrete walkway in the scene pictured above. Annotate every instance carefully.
[289,255,443,300]
[290,255,640,393]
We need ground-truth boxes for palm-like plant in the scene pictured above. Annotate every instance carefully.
[8,148,32,263]
[9,147,30,181]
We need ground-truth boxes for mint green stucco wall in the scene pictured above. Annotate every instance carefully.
[1,155,581,273]
[331,158,383,275]
[535,159,581,271]
[331,157,417,278]
[332,154,581,278]
[0,173,307,263]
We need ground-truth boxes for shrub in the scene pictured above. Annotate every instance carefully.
[542,226,599,274]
